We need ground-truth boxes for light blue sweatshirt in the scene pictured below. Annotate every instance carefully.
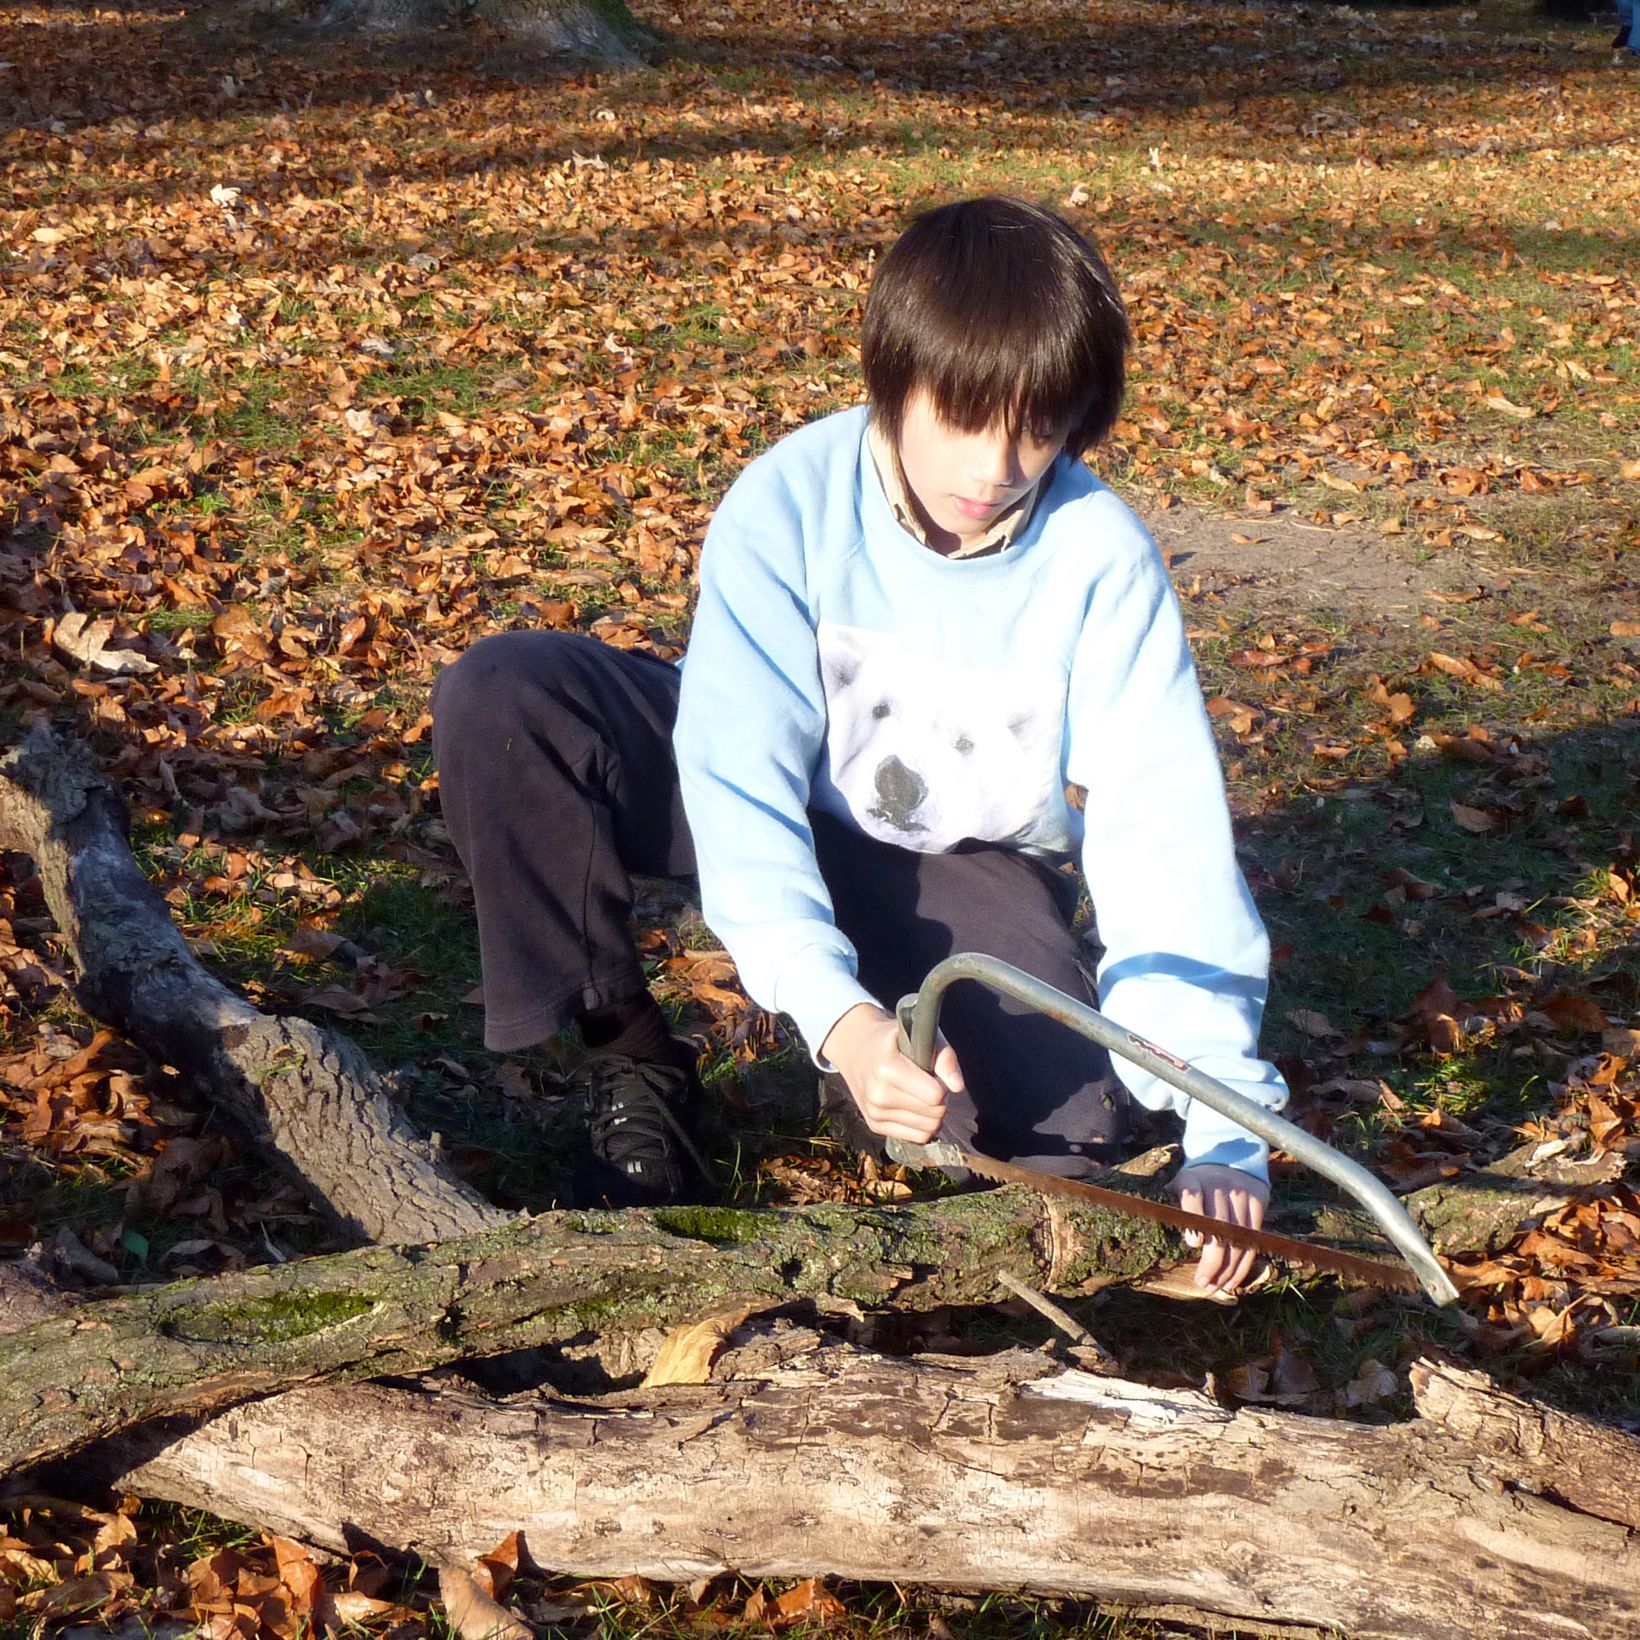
[673,405,1288,1178]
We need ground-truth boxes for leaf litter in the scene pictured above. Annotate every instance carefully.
[3,0,1639,1629]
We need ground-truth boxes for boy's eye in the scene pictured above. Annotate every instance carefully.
[872,701,892,720]
[953,734,974,754]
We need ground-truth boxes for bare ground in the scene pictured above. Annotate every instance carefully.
[1146,508,1522,624]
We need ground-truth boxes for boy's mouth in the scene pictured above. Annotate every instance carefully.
[951,495,1005,521]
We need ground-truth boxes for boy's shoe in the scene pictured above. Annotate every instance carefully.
[572,1053,712,1208]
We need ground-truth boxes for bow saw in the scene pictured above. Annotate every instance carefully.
[883,953,1460,1306]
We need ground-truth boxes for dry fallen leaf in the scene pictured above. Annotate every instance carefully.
[332,1591,421,1625]
[1287,1008,1342,1040]
[1343,1358,1400,1408]
[279,926,348,963]
[1226,1336,1320,1406]
[1205,696,1261,736]
[1539,992,1608,1035]
[474,1531,529,1602]
[642,1301,765,1388]
[50,613,158,675]
[772,1577,847,1626]
[438,1564,533,1640]
[1450,801,1499,834]
[270,1535,331,1630]
[1386,867,1441,900]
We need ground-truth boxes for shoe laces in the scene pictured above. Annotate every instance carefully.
[582,1057,713,1186]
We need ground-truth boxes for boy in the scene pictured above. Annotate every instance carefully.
[433,195,1288,1292]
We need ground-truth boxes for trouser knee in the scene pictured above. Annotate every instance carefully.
[431,629,588,747]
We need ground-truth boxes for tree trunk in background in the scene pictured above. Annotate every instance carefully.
[315,0,652,60]
[115,1342,1640,1640]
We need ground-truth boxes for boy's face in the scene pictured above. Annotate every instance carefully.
[895,388,1068,552]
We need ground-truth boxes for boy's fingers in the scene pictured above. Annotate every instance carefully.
[879,1068,948,1114]
[864,1093,946,1131]
[1210,1239,1255,1293]
[1226,1190,1267,1291]
[857,1071,948,1141]
[867,1113,942,1143]
[864,1086,949,1142]
[1195,1239,1230,1289]
[1195,1187,1266,1291]
[1194,1190,1232,1287]
[1178,1185,1206,1248]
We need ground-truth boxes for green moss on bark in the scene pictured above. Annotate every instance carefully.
[653,1206,766,1245]
[167,1291,374,1345]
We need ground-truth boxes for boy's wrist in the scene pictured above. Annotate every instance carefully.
[1180,1133,1270,1183]
[1173,1161,1269,1203]
[774,954,879,1071]
[819,1002,893,1073]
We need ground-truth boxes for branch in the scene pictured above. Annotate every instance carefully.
[4,1186,1174,1478]
[0,727,505,1245]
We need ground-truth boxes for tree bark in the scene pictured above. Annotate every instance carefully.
[5,1116,1604,1483]
[1402,1142,1625,1256]
[1,1185,1183,1479]
[314,0,651,60]
[111,1341,1640,1640]
[0,729,505,1246]
[1314,1139,1626,1265]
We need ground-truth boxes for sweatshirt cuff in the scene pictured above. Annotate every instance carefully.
[1180,1088,1277,1183]
[774,948,881,1067]
[1180,1132,1270,1181]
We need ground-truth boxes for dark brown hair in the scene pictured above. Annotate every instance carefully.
[861,195,1130,458]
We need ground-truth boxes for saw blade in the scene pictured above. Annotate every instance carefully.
[946,1146,1423,1294]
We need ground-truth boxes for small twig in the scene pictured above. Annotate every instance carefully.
[997,1270,1119,1372]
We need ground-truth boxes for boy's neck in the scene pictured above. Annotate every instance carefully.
[865,420,1044,559]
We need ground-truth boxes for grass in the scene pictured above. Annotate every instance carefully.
[1249,706,1640,1022]
[2,0,1637,1632]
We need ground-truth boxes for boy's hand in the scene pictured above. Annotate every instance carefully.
[1172,1163,1271,1294]
[821,1003,964,1143]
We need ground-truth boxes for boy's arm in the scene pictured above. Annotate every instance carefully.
[672,478,878,1060]
[1065,497,1289,1184]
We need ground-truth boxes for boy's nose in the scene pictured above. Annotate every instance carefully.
[971,435,1021,489]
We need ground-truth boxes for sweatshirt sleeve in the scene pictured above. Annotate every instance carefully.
[1065,498,1289,1180]
[672,469,878,1059]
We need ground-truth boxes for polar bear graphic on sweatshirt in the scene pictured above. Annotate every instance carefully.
[814,621,1064,850]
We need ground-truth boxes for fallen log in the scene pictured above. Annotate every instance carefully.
[10,1129,1613,1484]
[0,727,504,1245]
[2,1185,1181,1479]
[112,1337,1640,1640]
[1403,1141,1627,1256]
